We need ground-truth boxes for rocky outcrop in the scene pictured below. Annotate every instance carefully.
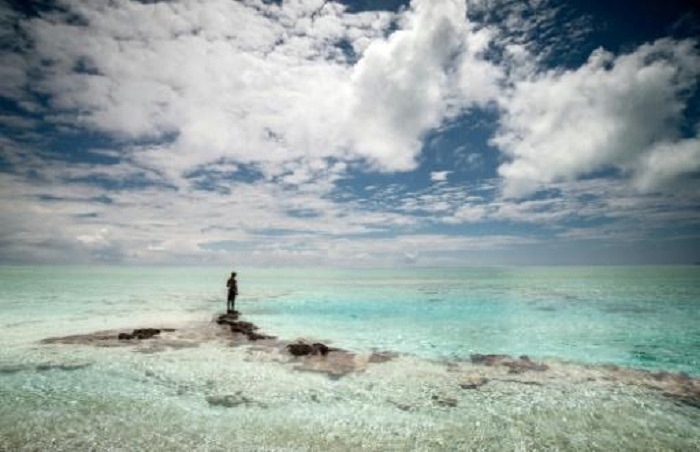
[41,311,396,379]
[283,340,371,379]
[215,312,276,341]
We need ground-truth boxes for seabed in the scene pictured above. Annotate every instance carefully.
[1,312,697,451]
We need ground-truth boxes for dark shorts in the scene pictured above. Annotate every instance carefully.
[228,292,236,301]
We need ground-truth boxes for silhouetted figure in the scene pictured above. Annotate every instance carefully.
[226,272,238,313]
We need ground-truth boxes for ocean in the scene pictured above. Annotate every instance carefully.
[1,265,699,450]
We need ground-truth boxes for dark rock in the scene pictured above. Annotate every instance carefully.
[230,321,258,335]
[312,342,330,356]
[288,342,314,356]
[287,341,335,357]
[215,313,276,341]
[217,311,240,324]
[132,328,162,340]
[247,331,276,341]
[118,328,164,340]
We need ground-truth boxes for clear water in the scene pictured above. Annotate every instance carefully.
[1,265,699,450]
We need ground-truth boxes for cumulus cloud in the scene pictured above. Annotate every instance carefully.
[1,0,699,266]
[6,0,501,184]
[349,0,501,170]
[494,38,700,197]
[632,136,700,192]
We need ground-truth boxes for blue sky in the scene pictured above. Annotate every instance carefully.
[0,0,699,266]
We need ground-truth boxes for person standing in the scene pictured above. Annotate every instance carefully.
[226,272,238,313]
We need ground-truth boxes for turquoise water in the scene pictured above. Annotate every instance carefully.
[243,266,700,374]
[3,265,698,373]
[1,265,699,450]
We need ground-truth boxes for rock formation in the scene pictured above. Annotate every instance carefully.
[215,311,276,341]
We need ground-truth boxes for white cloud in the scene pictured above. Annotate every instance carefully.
[430,170,451,182]
[494,38,700,197]
[348,0,499,171]
[632,136,700,192]
[1,0,699,266]
[11,0,502,185]
[447,204,488,223]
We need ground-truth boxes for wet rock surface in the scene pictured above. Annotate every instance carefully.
[216,311,276,341]
[118,328,174,340]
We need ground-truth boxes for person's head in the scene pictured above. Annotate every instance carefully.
[231,272,237,277]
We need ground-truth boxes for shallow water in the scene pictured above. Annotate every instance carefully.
[1,265,699,450]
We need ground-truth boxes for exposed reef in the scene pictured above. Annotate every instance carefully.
[39,313,700,404]
[41,311,396,379]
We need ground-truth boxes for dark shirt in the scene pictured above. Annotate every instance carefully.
[227,277,238,295]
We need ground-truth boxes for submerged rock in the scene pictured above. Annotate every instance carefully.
[470,354,549,373]
[284,340,370,378]
[432,395,458,407]
[368,351,399,363]
[608,367,700,409]
[459,375,489,390]
[206,392,262,408]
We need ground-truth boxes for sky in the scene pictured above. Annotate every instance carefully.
[0,0,699,267]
